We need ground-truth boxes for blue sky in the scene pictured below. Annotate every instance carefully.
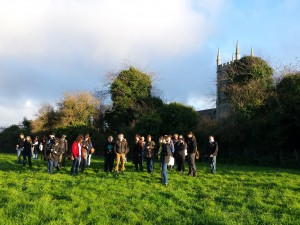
[0,0,299,127]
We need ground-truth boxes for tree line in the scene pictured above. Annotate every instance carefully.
[0,60,299,168]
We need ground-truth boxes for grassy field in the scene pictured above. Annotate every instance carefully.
[0,153,299,225]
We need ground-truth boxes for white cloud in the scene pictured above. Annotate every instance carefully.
[186,95,215,110]
[0,97,39,127]
[0,0,223,64]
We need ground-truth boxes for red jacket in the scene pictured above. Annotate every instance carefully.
[72,141,81,158]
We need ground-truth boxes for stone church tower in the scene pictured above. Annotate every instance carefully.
[216,41,254,119]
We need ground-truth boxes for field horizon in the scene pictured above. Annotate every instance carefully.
[0,153,299,225]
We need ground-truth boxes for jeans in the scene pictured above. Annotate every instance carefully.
[188,153,197,176]
[161,162,168,185]
[146,158,154,173]
[48,160,58,174]
[70,157,80,175]
[81,158,86,172]
[17,148,23,164]
[210,156,217,174]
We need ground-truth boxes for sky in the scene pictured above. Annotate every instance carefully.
[0,0,300,127]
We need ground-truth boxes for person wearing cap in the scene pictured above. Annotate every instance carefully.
[60,135,68,167]
[16,133,25,164]
[144,135,156,174]
[186,131,197,177]
[83,134,93,167]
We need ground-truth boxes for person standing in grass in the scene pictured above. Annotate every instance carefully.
[84,134,94,167]
[166,135,175,169]
[47,138,62,174]
[177,135,187,173]
[22,136,33,168]
[70,135,83,175]
[173,134,180,169]
[114,133,128,173]
[186,131,197,177]
[207,136,218,174]
[59,135,68,167]
[16,133,25,164]
[133,134,144,172]
[144,135,156,174]
[161,135,172,186]
[32,136,39,159]
[104,135,115,173]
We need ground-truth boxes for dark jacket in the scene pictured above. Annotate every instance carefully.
[207,141,218,156]
[23,140,32,157]
[144,141,155,158]
[104,141,115,156]
[160,143,172,163]
[187,137,197,154]
[17,137,25,149]
[114,139,128,154]
[177,141,187,155]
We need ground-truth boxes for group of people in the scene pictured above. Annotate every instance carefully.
[16,133,93,174]
[101,131,218,186]
[16,131,218,186]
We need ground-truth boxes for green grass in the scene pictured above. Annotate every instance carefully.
[0,153,299,225]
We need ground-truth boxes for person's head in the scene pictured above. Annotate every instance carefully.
[179,135,184,142]
[209,135,214,142]
[107,135,113,142]
[141,136,145,142]
[164,135,170,143]
[61,135,66,140]
[20,133,24,138]
[26,136,31,142]
[173,134,179,140]
[76,135,83,143]
[118,133,124,141]
[85,134,90,141]
[166,135,172,142]
[146,135,152,142]
[49,134,55,139]
[55,138,60,145]
[159,136,164,143]
[187,131,193,139]
[135,134,141,141]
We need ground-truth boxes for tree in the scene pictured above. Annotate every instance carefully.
[224,56,274,118]
[31,104,60,133]
[105,66,156,131]
[160,102,199,135]
[58,92,100,127]
[272,73,300,150]
[31,92,100,132]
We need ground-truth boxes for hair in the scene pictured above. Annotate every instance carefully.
[20,133,24,136]
[209,135,214,139]
[146,135,151,139]
[188,131,193,136]
[135,134,141,139]
[76,135,83,142]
